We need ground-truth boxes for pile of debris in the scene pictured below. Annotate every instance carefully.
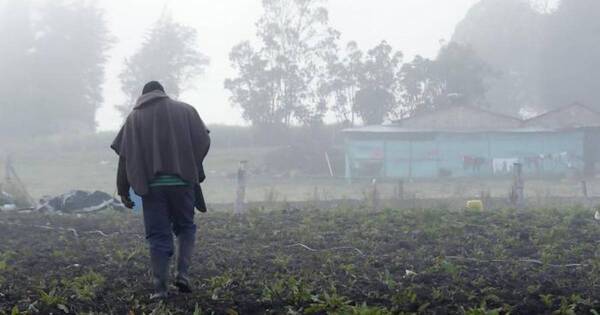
[0,157,125,214]
[37,190,126,213]
[1,189,126,213]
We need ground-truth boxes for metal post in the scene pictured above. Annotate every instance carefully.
[408,141,413,179]
[345,152,352,184]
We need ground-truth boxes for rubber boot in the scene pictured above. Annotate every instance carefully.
[174,231,195,293]
[150,250,170,300]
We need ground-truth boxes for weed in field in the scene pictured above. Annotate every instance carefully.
[3,206,600,313]
[345,303,393,315]
[207,273,234,301]
[376,269,397,290]
[306,291,352,314]
[63,271,105,301]
[39,288,67,310]
[463,301,503,315]
[540,294,554,308]
[554,297,577,315]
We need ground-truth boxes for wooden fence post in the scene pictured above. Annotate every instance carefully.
[581,180,591,207]
[234,161,248,214]
[371,178,380,212]
[397,180,405,201]
[581,180,589,199]
[511,163,525,210]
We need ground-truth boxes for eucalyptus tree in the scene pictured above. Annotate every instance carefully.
[225,0,339,128]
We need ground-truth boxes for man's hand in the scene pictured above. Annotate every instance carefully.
[120,195,135,209]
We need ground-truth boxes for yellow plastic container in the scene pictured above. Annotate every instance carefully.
[466,200,484,211]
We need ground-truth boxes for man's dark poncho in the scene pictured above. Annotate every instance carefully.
[111,91,211,196]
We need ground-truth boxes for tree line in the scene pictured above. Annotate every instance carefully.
[453,0,600,117]
[226,0,600,129]
[0,1,207,140]
[1,0,599,139]
[0,0,112,138]
[224,0,491,128]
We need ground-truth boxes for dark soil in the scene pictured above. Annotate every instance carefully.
[1,206,600,314]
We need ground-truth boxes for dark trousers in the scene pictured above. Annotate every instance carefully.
[142,186,196,257]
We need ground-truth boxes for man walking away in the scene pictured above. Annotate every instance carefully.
[111,81,211,299]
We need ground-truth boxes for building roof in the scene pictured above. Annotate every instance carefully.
[344,103,600,135]
[524,103,600,129]
[343,125,555,135]
[395,105,523,131]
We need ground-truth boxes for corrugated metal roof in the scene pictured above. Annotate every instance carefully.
[343,125,557,134]
[524,103,600,129]
[345,104,600,134]
[396,105,523,131]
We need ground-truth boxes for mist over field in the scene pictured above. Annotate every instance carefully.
[2,0,600,314]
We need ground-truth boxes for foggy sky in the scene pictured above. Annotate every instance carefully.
[95,0,479,131]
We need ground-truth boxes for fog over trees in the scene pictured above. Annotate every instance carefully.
[225,0,600,129]
[0,0,599,140]
[453,0,600,116]
[118,12,209,116]
[399,43,491,116]
[2,2,600,311]
[0,0,112,138]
